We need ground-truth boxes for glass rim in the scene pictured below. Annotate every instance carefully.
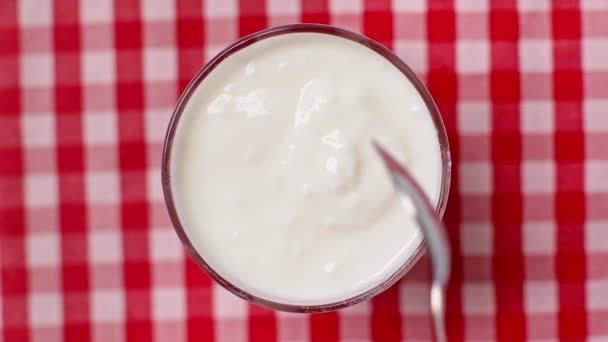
[161,23,452,313]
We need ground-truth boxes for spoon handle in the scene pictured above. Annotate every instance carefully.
[431,284,447,342]
[372,140,450,342]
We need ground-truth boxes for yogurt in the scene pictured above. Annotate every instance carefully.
[170,32,443,306]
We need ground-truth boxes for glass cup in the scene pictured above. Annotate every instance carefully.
[162,24,451,313]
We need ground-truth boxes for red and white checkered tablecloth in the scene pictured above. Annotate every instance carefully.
[2,0,608,341]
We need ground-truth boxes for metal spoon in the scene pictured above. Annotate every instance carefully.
[372,140,451,342]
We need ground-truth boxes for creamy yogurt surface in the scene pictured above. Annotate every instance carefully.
[171,32,442,305]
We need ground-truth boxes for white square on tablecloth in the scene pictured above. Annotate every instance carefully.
[463,282,495,314]
[587,280,608,309]
[92,289,125,322]
[276,311,310,342]
[519,39,553,72]
[144,48,177,82]
[80,0,114,23]
[329,0,363,14]
[456,40,489,74]
[28,298,64,341]
[523,222,555,254]
[213,285,248,319]
[154,321,186,342]
[147,168,164,201]
[522,100,554,133]
[517,0,551,11]
[153,287,186,320]
[150,227,182,262]
[26,233,60,267]
[84,111,117,145]
[18,0,52,27]
[205,0,237,18]
[584,99,608,132]
[85,171,120,204]
[267,0,300,16]
[142,0,175,20]
[215,319,248,342]
[582,0,608,9]
[206,19,239,45]
[458,101,491,134]
[339,301,371,341]
[525,281,557,313]
[21,114,56,148]
[30,292,63,326]
[145,109,171,143]
[589,337,608,342]
[21,53,54,87]
[455,0,488,12]
[392,0,426,12]
[586,221,608,252]
[459,161,493,194]
[205,44,226,62]
[393,41,427,75]
[586,161,608,193]
[338,304,370,341]
[25,173,58,208]
[88,229,123,264]
[92,323,124,342]
[83,50,115,85]
[460,223,493,256]
[583,38,608,71]
[523,160,555,194]
[399,283,430,314]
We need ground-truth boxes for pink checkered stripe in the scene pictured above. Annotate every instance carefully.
[2,0,608,341]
